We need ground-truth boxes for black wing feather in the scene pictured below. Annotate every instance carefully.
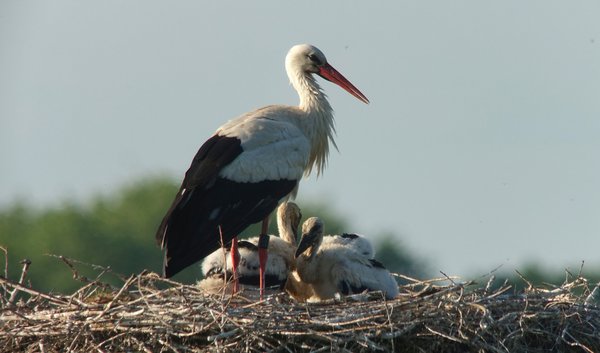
[156,134,297,278]
[156,134,241,246]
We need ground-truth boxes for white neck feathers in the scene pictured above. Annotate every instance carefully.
[287,68,338,177]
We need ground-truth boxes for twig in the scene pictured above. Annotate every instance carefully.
[92,274,137,320]
[425,325,465,343]
[439,270,458,286]
[8,259,31,305]
[584,282,600,309]
[1,245,8,280]
[94,332,129,351]
[0,275,82,306]
[514,269,536,293]
[207,328,241,342]
[484,275,496,295]
[561,326,594,353]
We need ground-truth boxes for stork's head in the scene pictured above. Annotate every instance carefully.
[285,44,369,104]
[295,217,324,258]
[285,44,327,75]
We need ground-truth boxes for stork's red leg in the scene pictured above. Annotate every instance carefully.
[258,217,270,300]
[230,236,240,294]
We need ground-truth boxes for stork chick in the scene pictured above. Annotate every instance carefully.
[199,202,302,294]
[291,217,399,301]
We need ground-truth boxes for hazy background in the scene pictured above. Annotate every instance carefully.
[2,1,599,278]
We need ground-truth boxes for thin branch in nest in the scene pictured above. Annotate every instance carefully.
[1,245,8,279]
[425,325,466,344]
[92,274,137,320]
[38,340,46,353]
[584,282,600,309]
[561,326,594,353]
[514,269,534,292]
[207,328,241,342]
[0,245,9,308]
[94,331,129,352]
[48,254,122,292]
[438,270,454,286]
[576,260,585,278]
[7,258,31,305]
[394,273,460,288]
[484,275,496,295]
[129,336,154,353]
[0,275,77,307]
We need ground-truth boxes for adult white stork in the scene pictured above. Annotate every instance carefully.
[199,202,302,294]
[156,44,369,297]
[292,217,399,301]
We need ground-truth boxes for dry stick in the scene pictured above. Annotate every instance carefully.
[70,280,107,305]
[584,282,600,308]
[57,254,86,282]
[51,254,123,291]
[207,328,241,342]
[381,298,395,352]
[1,245,8,280]
[129,336,154,353]
[482,282,513,301]
[92,274,137,320]
[4,305,42,324]
[439,270,456,286]
[218,224,229,301]
[425,325,465,344]
[515,269,534,292]
[135,273,174,330]
[93,332,129,352]
[2,277,90,307]
[0,246,8,308]
[484,275,496,295]
[8,259,32,305]
[66,322,87,353]
[394,273,460,286]
[561,326,594,353]
[158,338,181,353]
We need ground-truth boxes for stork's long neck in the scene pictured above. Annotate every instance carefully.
[289,71,338,177]
[296,240,321,284]
[277,215,297,246]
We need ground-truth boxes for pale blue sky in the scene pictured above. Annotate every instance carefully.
[1,1,599,276]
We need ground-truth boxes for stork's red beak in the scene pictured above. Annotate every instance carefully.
[318,63,370,104]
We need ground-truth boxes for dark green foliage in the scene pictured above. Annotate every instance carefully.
[374,233,429,280]
[0,177,177,293]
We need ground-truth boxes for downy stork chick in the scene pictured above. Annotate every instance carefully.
[199,202,302,293]
[286,220,375,301]
[322,232,374,258]
[293,217,399,301]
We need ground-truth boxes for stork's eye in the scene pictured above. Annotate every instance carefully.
[308,53,322,65]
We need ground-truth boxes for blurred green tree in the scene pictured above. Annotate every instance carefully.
[374,233,429,280]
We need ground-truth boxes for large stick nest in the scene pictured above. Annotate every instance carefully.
[1,256,600,353]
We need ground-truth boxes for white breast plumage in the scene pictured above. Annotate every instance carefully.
[218,116,311,182]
